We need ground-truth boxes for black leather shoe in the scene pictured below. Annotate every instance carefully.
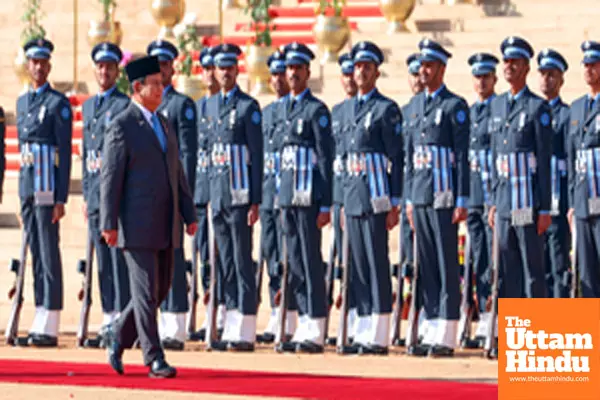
[105,327,124,375]
[256,332,275,344]
[28,334,58,347]
[149,358,177,378]
[461,336,484,349]
[276,341,298,353]
[14,335,31,347]
[188,329,205,342]
[83,337,103,348]
[407,343,430,357]
[326,336,337,346]
[487,347,498,360]
[337,343,361,355]
[227,341,255,352]
[296,340,324,354]
[392,338,406,347]
[161,338,184,351]
[359,344,389,356]
[428,345,454,358]
[207,340,229,351]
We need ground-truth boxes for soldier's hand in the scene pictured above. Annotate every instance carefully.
[488,206,496,229]
[82,202,88,222]
[537,214,552,235]
[567,208,575,232]
[317,212,331,229]
[52,203,66,224]
[386,207,400,230]
[102,229,118,247]
[406,203,415,231]
[247,204,259,226]
[452,207,468,224]
[186,222,198,236]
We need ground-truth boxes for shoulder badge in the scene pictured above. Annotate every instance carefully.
[185,107,194,121]
[61,106,71,120]
[456,109,466,124]
[540,112,550,127]
[395,122,402,135]
[251,110,261,125]
[319,114,329,128]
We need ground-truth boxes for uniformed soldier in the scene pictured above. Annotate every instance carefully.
[0,105,4,203]
[257,49,298,343]
[331,52,358,341]
[339,41,403,355]
[488,36,552,304]
[17,38,73,347]
[463,52,498,348]
[205,43,263,351]
[147,39,198,350]
[404,38,470,358]
[277,42,333,354]
[567,40,600,298]
[81,42,131,341]
[191,47,227,341]
[536,49,571,298]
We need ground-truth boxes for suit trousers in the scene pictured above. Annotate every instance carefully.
[544,215,571,298]
[116,248,174,366]
[160,224,189,313]
[281,206,327,319]
[88,212,130,313]
[21,198,63,310]
[497,217,547,298]
[575,217,600,297]
[212,205,256,315]
[347,212,392,316]
[414,206,460,320]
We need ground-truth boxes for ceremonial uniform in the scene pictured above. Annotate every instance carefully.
[405,39,470,355]
[147,40,198,345]
[205,44,263,348]
[102,56,196,377]
[568,41,600,298]
[490,37,552,299]
[277,42,333,351]
[82,43,131,330]
[341,42,403,353]
[194,48,226,337]
[259,50,298,340]
[465,53,498,339]
[17,39,72,345]
[537,49,571,298]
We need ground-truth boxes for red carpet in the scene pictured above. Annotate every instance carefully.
[0,359,496,399]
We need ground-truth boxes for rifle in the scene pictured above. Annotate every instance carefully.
[274,213,290,351]
[484,214,499,359]
[404,227,420,350]
[336,211,352,354]
[5,230,29,345]
[186,235,199,338]
[458,229,475,348]
[205,204,219,350]
[390,219,405,347]
[76,230,95,348]
[323,207,338,346]
[570,223,579,298]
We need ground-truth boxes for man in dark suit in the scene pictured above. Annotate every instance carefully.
[147,39,198,350]
[101,56,197,378]
[82,42,131,342]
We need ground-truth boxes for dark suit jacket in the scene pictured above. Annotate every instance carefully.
[100,102,196,250]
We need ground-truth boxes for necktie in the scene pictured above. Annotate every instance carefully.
[476,103,484,115]
[425,95,432,107]
[508,97,515,113]
[96,94,104,109]
[590,98,596,113]
[30,91,37,104]
[151,113,167,152]
[288,97,296,114]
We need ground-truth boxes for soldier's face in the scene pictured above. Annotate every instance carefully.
[270,72,289,98]
[408,73,424,95]
[94,61,119,91]
[27,58,51,86]
[203,66,219,92]
[472,72,497,99]
[354,61,379,93]
[538,69,563,98]
[419,60,445,88]
[584,62,600,86]
[159,60,175,87]
[286,64,310,93]
[217,65,238,91]
[340,73,357,97]
[503,58,529,85]
[135,73,163,112]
